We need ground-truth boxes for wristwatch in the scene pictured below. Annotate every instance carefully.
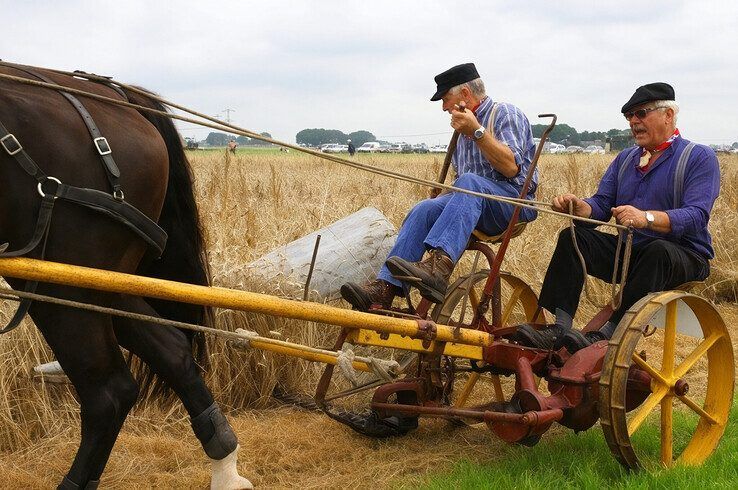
[645,211,655,228]
[473,126,486,140]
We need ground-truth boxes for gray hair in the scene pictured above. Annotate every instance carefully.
[448,77,486,98]
[654,100,679,124]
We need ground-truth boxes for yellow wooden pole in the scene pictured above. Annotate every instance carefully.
[0,257,493,347]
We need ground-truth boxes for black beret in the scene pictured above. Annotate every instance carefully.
[621,82,675,113]
[430,63,480,101]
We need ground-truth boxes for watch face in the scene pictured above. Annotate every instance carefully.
[474,127,484,139]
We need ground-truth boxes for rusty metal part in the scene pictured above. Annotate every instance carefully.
[475,114,557,320]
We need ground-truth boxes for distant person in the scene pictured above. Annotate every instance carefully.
[348,139,356,156]
[516,82,720,353]
[341,62,538,311]
[227,139,237,154]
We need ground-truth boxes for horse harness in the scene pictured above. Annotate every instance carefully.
[0,62,167,334]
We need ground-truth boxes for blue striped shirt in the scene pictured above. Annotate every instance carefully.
[452,97,538,194]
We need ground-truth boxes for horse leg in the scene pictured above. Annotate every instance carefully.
[31,296,139,489]
[111,294,253,490]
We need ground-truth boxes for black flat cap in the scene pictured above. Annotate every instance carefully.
[430,63,480,101]
[621,82,675,113]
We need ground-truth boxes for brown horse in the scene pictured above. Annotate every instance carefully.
[0,64,252,489]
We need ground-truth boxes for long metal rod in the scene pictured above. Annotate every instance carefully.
[0,69,626,231]
[0,257,492,347]
[0,287,383,373]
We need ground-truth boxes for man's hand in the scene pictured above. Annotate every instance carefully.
[552,193,592,218]
[450,104,481,136]
[611,205,648,228]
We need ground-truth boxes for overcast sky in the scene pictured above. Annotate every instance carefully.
[3,1,737,145]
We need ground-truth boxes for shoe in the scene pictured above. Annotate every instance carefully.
[560,329,608,354]
[385,249,454,303]
[340,279,401,311]
[515,323,567,350]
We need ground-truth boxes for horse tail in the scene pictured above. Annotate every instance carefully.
[124,87,211,368]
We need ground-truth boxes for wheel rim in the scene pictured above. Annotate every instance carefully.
[599,291,734,470]
[431,271,541,420]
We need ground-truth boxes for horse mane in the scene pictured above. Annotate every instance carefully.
[122,87,213,389]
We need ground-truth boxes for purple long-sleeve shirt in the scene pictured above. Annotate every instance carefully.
[583,136,720,260]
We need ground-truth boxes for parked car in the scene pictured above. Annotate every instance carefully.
[322,144,347,153]
[548,143,566,154]
[429,144,448,153]
[377,144,393,153]
[388,144,403,153]
[584,145,605,154]
[412,143,429,154]
[357,141,382,153]
[565,145,584,154]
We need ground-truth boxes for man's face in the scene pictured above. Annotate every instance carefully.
[627,103,674,149]
[440,88,468,113]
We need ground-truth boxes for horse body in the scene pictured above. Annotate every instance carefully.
[0,65,251,489]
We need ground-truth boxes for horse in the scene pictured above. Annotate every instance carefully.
[0,64,252,489]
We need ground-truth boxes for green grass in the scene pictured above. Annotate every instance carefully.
[416,402,738,489]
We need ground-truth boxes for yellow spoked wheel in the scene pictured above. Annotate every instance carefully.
[431,271,543,424]
[599,291,734,470]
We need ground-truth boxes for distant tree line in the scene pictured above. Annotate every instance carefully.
[296,129,376,147]
[531,124,631,146]
[203,132,273,147]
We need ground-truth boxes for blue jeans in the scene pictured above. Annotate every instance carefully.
[378,173,537,287]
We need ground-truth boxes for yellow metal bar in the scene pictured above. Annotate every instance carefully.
[0,257,492,347]
[346,329,485,360]
[660,395,673,467]
[244,339,375,373]
[454,372,480,407]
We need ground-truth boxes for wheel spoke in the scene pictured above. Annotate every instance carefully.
[662,301,677,377]
[628,387,668,436]
[632,353,669,387]
[454,372,480,408]
[491,374,504,402]
[500,286,524,326]
[673,334,721,379]
[677,394,720,425]
[660,395,673,467]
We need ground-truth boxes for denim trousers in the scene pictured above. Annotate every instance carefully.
[377,173,537,287]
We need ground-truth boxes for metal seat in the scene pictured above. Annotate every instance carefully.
[471,222,527,245]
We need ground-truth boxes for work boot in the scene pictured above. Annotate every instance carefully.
[560,329,608,354]
[385,249,454,303]
[515,323,568,350]
[340,279,401,311]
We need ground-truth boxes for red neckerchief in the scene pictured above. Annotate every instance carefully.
[470,97,486,114]
[638,128,680,173]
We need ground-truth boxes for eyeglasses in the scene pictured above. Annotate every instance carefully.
[623,107,661,121]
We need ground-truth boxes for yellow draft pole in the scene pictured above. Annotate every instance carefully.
[0,257,493,347]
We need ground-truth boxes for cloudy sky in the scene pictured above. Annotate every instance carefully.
[3,0,737,145]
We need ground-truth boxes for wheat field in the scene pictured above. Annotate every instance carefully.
[1,151,736,488]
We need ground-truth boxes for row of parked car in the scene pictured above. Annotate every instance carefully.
[546,142,605,154]
[318,142,449,154]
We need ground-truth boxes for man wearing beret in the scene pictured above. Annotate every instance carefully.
[341,62,538,310]
[517,82,720,352]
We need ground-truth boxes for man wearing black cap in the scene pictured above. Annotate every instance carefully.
[516,82,721,352]
[341,62,537,311]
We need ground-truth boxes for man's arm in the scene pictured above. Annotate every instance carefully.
[449,105,518,178]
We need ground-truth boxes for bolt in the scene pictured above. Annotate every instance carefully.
[674,379,689,397]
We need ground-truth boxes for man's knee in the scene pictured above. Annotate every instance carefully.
[453,173,487,191]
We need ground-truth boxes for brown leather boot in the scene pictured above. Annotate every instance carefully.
[385,249,454,303]
[340,279,401,311]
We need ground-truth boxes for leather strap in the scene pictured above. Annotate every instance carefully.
[0,120,166,255]
[1,62,123,197]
